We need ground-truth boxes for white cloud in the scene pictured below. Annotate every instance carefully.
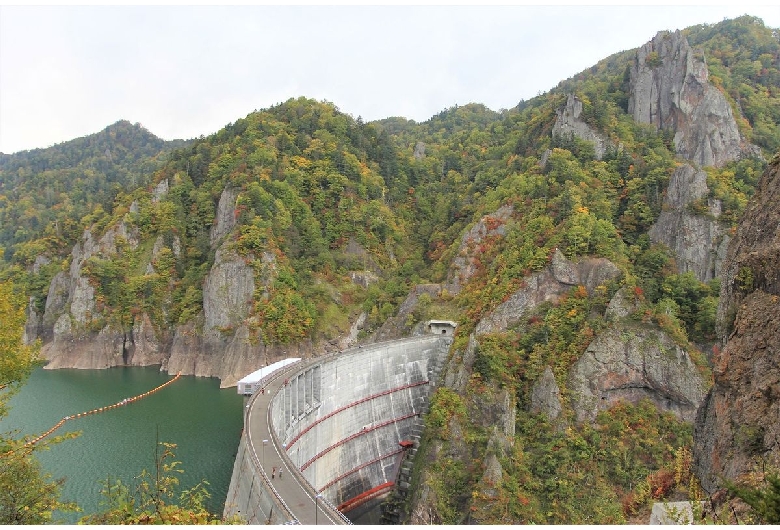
[1,4,779,153]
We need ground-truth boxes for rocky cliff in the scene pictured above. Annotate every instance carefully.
[694,153,780,493]
[628,30,754,168]
[474,248,620,335]
[38,222,153,370]
[30,185,338,387]
[649,163,729,281]
[552,93,610,160]
[569,322,707,424]
[636,29,763,284]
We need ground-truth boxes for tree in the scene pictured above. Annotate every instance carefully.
[728,473,780,524]
[80,440,242,524]
[0,281,74,524]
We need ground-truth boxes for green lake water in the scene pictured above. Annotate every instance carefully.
[0,366,244,524]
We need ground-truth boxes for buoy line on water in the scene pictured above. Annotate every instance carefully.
[1,372,182,458]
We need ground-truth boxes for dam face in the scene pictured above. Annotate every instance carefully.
[224,334,451,524]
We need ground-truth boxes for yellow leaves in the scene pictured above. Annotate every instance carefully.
[0,282,40,388]
[289,155,311,169]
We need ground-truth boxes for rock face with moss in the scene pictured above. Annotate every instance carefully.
[649,164,730,281]
[694,154,780,493]
[628,30,751,168]
[474,249,620,335]
[413,332,517,525]
[32,184,330,387]
[39,222,156,370]
[569,324,708,424]
[530,366,564,427]
[446,205,514,295]
[165,245,262,387]
[552,94,609,159]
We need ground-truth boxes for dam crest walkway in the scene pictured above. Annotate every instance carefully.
[223,334,452,524]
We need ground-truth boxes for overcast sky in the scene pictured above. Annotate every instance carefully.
[1,2,779,154]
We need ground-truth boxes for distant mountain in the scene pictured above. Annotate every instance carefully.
[0,120,187,261]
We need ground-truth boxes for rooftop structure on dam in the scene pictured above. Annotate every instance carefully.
[223,329,453,524]
[236,357,301,395]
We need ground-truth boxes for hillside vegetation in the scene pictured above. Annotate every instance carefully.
[1,15,778,524]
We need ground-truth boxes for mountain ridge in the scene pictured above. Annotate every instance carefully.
[2,14,779,524]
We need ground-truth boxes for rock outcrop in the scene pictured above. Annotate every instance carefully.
[568,284,708,426]
[39,222,145,369]
[569,324,708,424]
[446,205,514,295]
[552,94,609,159]
[628,30,753,168]
[649,163,729,281]
[694,154,780,493]
[37,209,314,386]
[165,245,294,387]
[210,187,238,248]
[475,249,621,335]
[529,366,565,429]
[152,178,169,203]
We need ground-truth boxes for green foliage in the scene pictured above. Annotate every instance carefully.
[728,473,780,524]
[254,267,317,345]
[425,457,471,524]
[592,400,693,490]
[736,265,755,292]
[466,400,694,524]
[511,416,626,524]
[659,273,720,343]
[471,400,695,524]
[472,333,518,389]
[426,387,467,437]
[705,157,766,225]
[646,51,662,68]
[0,281,76,524]
[0,121,184,263]
[0,447,76,524]
[0,282,39,392]
[80,441,241,524]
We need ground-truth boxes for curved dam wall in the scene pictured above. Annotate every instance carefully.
[223,334,451,524]
[274,336,450,512]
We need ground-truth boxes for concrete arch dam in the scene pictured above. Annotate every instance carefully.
[223,334,452,524]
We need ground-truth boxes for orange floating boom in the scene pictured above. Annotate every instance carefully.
[1,372,182,458]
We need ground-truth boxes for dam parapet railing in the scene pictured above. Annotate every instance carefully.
[227,334,453,524]
[227,360,302,524]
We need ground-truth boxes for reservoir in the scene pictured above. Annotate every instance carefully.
[0,366,244,524]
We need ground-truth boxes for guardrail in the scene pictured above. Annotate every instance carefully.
[266,362,352,525]
[244,335,446,525]
[244,361,303,524]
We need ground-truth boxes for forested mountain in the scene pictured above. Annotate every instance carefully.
[0,120,186,263]
[2,14,779,524]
